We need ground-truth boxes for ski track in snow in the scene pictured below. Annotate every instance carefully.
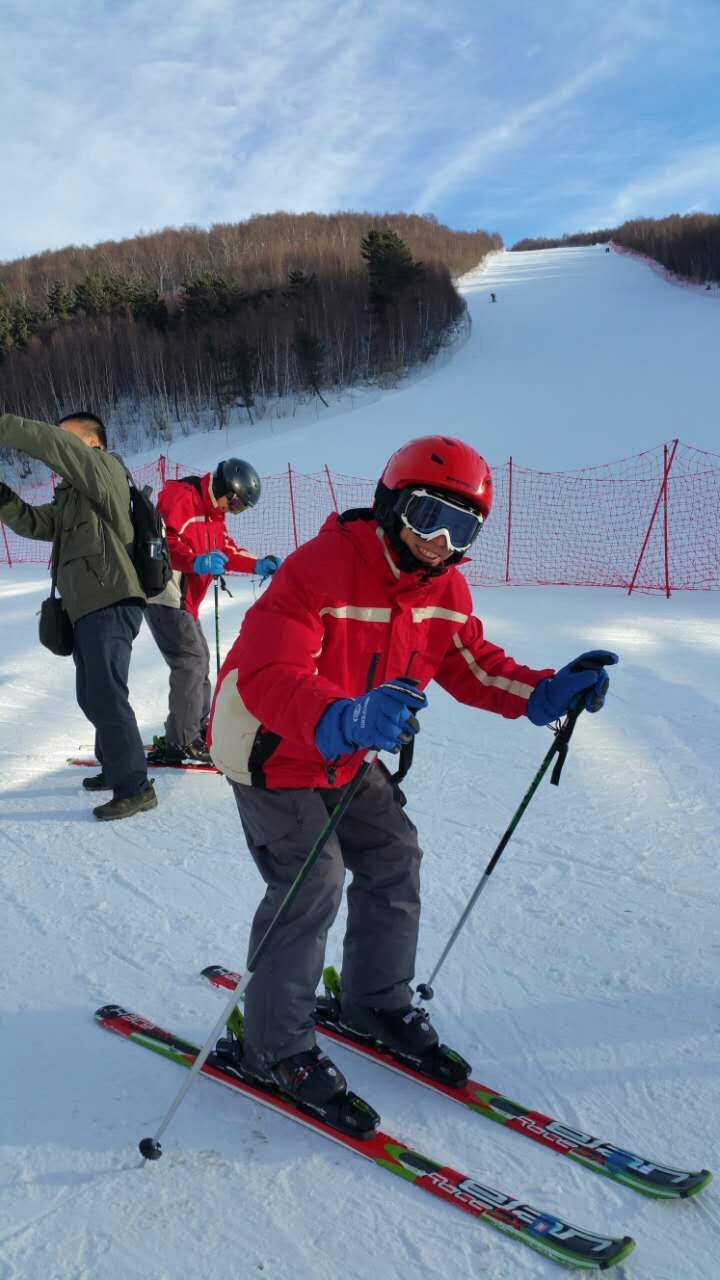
[1,247,719,1279]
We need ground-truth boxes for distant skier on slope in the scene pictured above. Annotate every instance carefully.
[490,291,497,302]
[207,435,619,1125]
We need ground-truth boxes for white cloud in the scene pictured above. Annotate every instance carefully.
[0,0,456,257]
[0,0,717,259]
[413,49,626,211]
[584,144,720,226]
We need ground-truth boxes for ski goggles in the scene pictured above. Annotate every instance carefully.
[395,488,484,552]
[227,495,247,513]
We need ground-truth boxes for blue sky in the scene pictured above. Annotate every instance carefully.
[1,0,719,261]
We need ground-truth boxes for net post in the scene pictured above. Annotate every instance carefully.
[627,439,678,595]
[288,463,299,550]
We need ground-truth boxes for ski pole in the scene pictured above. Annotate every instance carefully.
[213,576,233,673]
[213,581,220,676]
[139,749,378,1161]
[416,707,583,1003]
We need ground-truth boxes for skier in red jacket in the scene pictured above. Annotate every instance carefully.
[146,458,282,765]
[208,436,618,1128]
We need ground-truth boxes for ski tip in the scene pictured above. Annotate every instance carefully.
[95,1003,129,1020]
[678,1168,713,1198]
[602,1236,636,1269]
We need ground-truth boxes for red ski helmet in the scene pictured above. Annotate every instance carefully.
[380,436,493,519]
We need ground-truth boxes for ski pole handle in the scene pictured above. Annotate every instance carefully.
[567,650,617,712]
[550,652,616,784]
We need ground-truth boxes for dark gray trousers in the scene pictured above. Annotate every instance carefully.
[73,601,148,800]
[231,764,422,1072]
[144,604,211,748]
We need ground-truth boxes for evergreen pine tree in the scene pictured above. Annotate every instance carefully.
[0,286,13,360]
[182,272,251,325]
[73,272,102,316]
[285,268,319,304]
[232,338,258,422]
[211,338,258,423]
[10,298,44,349]
[361,228,424,314]
[46,280,74,321]
[294,327,328,405]
[129,281,169,331]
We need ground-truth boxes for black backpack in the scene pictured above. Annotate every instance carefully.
[127,480,172,597]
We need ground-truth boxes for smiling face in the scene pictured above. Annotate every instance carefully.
[398,525,454,567]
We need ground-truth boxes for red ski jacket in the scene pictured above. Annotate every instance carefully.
[155,473,257,619]
[209,513,553,789]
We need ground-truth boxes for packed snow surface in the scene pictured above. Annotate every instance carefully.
[1,247,718,1279]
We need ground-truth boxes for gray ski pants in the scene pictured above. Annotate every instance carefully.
[144,604,211,748]
[231,763,423,1073]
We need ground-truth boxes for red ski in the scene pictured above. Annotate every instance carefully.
[203,964,712,1200]
[95,1003,634,1270]
[68,757,218,773]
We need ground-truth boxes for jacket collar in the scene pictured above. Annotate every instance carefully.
[331,513,452,596]
[201,472,223,518]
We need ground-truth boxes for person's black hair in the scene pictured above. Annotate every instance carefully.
[57,411,107,449]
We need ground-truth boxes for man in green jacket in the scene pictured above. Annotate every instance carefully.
[0,410,157,821]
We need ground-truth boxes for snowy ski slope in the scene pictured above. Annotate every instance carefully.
[1,247,719,1279]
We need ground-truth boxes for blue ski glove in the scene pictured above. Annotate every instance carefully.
[255,554,282,579]
[315,677,429,758]
[193,550,228,577]
[526,651,619,726]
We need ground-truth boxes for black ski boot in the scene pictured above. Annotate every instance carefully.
[147,736,184,766]
[271,1046,379,1136]
[340,999,439,1057]
[212,1036,379,1137]
[185,736,212,764]
[336,992,471,1087]
[270,1045,346,1106]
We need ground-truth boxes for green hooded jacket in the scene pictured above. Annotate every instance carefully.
[0,414,145,622]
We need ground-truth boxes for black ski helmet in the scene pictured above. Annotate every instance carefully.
[212,458,261,508]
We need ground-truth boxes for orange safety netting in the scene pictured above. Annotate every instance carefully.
[3,441,719,595]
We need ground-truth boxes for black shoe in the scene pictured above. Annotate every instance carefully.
[82,771,110,791]
[147,736,184,766]
[339,1000,439,1057]
[93,782,158,822]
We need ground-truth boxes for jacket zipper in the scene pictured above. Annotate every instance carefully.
[365,652,380,691]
